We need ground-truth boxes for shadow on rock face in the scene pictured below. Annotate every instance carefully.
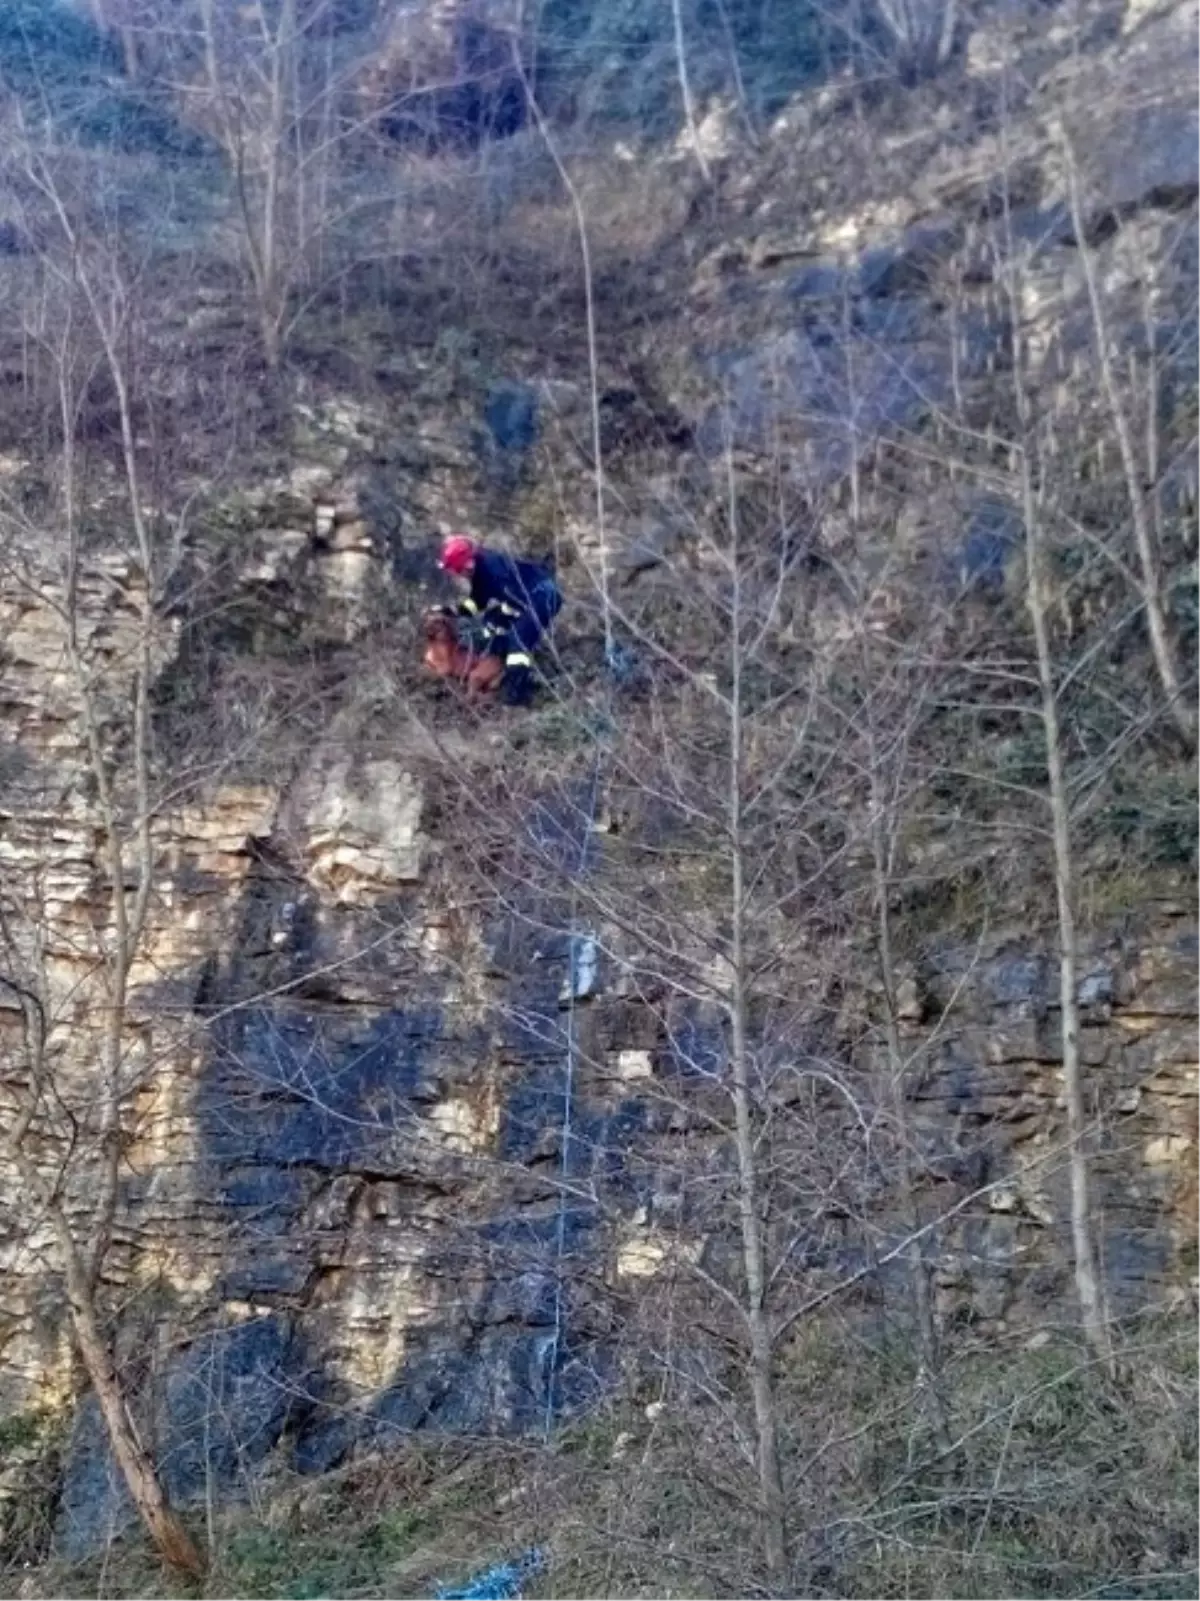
[54,1316,300,1561]
[478,380,541,491]
[369,11,529,152]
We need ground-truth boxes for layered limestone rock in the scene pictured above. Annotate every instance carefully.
[0,446,577,1559]
[897,924,1198,1324]
[0,0,1196,1548]
[0,438,1194,1561]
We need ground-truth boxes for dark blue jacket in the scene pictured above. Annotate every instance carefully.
[462,549,561,633]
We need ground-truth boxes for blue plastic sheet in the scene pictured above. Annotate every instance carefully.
[434,1547,545,1600]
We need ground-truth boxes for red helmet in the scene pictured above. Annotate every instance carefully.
[438,533,477,576]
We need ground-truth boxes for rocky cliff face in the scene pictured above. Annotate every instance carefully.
[1,443,1194,1556]
[0,0,1196,1564]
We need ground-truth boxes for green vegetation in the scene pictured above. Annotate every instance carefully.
[0,1407,63,1570]
[1092,763,1200,870]
[0,1407,48,1456]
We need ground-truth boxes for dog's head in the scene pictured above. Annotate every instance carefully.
[421,609,503,695]
[422,610,460,675]
[423,608,457,641]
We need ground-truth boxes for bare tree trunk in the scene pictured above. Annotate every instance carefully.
[0,265,202,1575]
[726,455,787,1589]
[87,0,140,78]
[1059,129,1195,746]
[846,323,948,1437]
[258,0,294,371]
[671,0,712,182]
[869,766,953,1451]
[44,264,159,1290]
[199,0,287,371]
[998,78,1110,1364]
[730,861,788,1586]
[0,1115,203,1578]
[57,1214,205,1578]
[1017,446,1111,1361]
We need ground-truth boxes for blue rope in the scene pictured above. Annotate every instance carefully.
[541,754,605,1440]
[433,726,615,1601]
[538,538,634,1435]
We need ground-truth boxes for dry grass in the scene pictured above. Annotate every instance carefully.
[14,1311,1195,1601]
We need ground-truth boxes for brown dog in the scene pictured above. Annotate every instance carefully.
[421,610,504,697]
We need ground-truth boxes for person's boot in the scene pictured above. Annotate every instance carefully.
[502,655,535,706]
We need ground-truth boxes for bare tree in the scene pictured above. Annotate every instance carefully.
[994,103,1111,1363]
[136,0,378,374]
[852,624,956,1449]
[0,131,205,1576]
[671,0,712,182]
[195,0,301,370]
[1012,425,1111,1360]
[1057,125,1196,747]
[426,430,913,1589]
[719,442,787,1583]
[0,462,204,1582]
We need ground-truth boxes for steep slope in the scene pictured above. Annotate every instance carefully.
[0,0,1195,1593]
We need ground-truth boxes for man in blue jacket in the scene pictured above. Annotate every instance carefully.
[438,533,562,705]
